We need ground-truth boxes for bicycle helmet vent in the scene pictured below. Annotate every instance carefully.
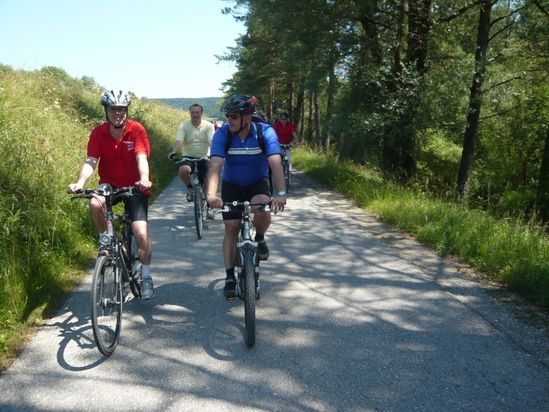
[101,89,131,107]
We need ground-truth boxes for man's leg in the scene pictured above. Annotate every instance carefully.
[129,195,154,299]
[89,196,107,234]
[178,164,193,201]
[250,179,272,260]
[223,219,240,299]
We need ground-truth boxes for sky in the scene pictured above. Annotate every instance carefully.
[0,0,245,98]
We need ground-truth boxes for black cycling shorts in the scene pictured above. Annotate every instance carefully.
[176,158,210,184]
[114,191,149,222]
[221,178,271,221]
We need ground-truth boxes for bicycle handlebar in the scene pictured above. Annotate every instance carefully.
[215,200,272,214]
[70,185,137,201]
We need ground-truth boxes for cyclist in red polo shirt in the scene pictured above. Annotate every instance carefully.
[67,90,155,299]
[272,112,298,170]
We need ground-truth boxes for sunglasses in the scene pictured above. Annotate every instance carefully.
[225,113,240,120]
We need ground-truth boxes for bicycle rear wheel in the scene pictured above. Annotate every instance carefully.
[194,187,204,239]
[243,251,256,347]
[91,254,122,356]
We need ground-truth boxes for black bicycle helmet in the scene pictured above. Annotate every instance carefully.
[221,94,257,114]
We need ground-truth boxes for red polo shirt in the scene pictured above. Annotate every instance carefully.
[272,120,296,145]
[87,120,151,194]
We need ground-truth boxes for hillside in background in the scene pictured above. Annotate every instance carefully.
[153,97,223,119]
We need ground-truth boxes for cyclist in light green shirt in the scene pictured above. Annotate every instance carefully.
[168,103,214,201]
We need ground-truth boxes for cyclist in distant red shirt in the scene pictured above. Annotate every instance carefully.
[272,112,298,169]
[67,89,155,299]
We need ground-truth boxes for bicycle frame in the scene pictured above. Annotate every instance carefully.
[236,202,259,293]
[100,191,138,291]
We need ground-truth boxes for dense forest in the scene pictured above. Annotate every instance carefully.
[219,0,549,225]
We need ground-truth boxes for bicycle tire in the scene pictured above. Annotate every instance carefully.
[194,187,204,239]
[243,251,256,347]
[91,254,122,356]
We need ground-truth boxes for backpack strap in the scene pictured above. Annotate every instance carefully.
[224,121,265,154]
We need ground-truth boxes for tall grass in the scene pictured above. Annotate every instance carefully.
[0,66,184,369]
[294,148,549,307]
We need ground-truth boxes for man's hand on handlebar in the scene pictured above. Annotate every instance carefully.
[271,194,287,214]
[67,182,83,194]
[168,151,177,160]
[207,194,223,209]
[135,179,152,192]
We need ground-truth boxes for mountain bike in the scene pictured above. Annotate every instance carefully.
[218,200,271,347]
[280,144,291,192]
[171,155,210,239]
[71,184,142,356]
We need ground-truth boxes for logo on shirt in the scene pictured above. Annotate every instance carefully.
[123,141,135,152]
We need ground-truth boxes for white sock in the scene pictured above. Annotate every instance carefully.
[142,265,152,280]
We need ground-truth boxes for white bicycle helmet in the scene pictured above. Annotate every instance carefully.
[100,89,131,107]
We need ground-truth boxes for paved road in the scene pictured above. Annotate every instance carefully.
[1,172,548,411]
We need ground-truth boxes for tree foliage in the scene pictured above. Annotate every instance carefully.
[221,0,549,223]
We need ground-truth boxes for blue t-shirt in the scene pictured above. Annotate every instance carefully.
[210,122,281,186]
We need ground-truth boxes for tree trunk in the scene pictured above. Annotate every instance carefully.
[382,0,406,177]
[313,89,320,146]
[307,91,314,144]
[288,80,294,123]
[457,0,492,202]
[399,0,433,180]
[536,128,549,223]
[324,56,337,152]
[295,80,305,138]
[269,81,275,120]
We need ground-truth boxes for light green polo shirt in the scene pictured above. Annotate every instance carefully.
[175,119,214,157]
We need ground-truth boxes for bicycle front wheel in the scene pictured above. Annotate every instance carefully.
[91,254,122,356]
[194,187,204,239]
[243,251,256,347]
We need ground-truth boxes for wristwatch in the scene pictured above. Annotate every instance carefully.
[276,191,287,196]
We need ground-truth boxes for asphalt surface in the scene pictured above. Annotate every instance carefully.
[0,171,548,411]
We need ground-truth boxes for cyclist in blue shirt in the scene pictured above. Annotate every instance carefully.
[207,94,287,299]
